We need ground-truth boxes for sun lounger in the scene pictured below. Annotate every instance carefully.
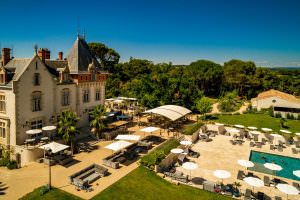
[237,170,244,180]
[230,140,237,145]
[256,192,265,200]
[274,196,282,200]
[292,182,300,190]
[292,148,298,154]
[256,143,262,148]
[244,189,252,200]
[250,142,255,147]
[270,145,275,150]
[263,176,270,186]
[277,146,283,152]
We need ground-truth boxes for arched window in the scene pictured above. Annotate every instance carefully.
[32,91,42,112]
[61,88,70,106]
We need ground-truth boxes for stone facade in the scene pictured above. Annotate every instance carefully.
[0,36,108,165]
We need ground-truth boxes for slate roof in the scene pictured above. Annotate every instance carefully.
[4,58,33,81]
[67,36,100,73]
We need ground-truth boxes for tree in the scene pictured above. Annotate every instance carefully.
[90,105,106,139]
[196,97,212,119]
[88,42,120,72]
[57,111,80,154]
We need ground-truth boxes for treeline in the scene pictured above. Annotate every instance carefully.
[87,42,300,111]
[104,59,300,110]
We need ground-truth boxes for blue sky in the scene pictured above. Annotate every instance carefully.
[1,0,300,67]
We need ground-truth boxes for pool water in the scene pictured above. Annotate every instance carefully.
[249,150,300,181]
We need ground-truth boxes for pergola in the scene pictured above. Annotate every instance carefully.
[144,105,191,121]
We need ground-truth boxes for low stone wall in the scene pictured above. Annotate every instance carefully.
[13,145,43,167]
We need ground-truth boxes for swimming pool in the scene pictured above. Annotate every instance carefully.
[249,150,300,181]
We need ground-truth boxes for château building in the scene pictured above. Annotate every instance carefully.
[0,35,108,165]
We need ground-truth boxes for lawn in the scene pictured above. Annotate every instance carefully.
[20,186,82,200]
[92,167,231,200]
[213,113,300,133]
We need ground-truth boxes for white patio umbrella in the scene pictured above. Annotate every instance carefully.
[270,133,284,145]
[213,170,231,183]
[215,123,224,126]
[295,133,300,137]
[248,126,257,130]
[42,126,56,131]
[276,184,299,199]
[261,128,272,132]
[292,170,300,178]
[237,160,254,169]
[264,163,282,178]
[280,130,291,134]
[139,126,160,136]
[229,128,240,134]
[180,140,192,146]
[26,129,42,135]
[235,124,245,129]
[182,162,198,179]
[243,177,264,193]
[171,148,184,154]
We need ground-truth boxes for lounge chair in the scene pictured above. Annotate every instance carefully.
[244,189,252,200]
[270,145,275,150]
[237,170,244,180]
[250,142,255,147]
[230,140,237,145]
[292,182,300,190]
[277,146,283,152]
[257,192,265,200]
[274,196,282,200]
[247,172,254,177]
[263,176,270,186]
[292,148,298,154]
[256,143,262,148]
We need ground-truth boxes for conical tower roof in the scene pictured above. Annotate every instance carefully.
[67,35,99,73]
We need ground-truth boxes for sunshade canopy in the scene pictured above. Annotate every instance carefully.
[144,105,191,121]
[261,128,272,132]
[42,126,56,131]
[26,129,42,135]
[264,163,283,171]
[182,162,198,170]
[39,142,69,154]
[234,124,245,129]
[243,177,264,188]
[139,126,160,133]
[276,184,299,195]
[171,148,184,154]
[295,133,300,136]
[248,126,257,130]
[237,160,255,168]
[115,134,140,141]
[180,140,192,146]
[213,170,231,179]
[105,140,133,151]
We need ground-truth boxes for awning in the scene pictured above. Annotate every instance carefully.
[105,140,133,151]
[39,142,69,154]
[139,126,160,133]
[115,134,140,141]
[144,105,191,121]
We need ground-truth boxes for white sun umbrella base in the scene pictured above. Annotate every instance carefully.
[276,184,299,196]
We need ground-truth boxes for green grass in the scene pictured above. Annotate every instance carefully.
[92,167,232,200]
[20,187,82,200]
[213,113,300,133]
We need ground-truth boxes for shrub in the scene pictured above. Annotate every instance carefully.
[39,185,50,196]
[6,160,18,169]
[275,113,282,118]
[0,157,9,166]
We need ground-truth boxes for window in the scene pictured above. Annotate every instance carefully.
[0,95,5,112]
[63,73,69,82]
[61,89,70,106]
[91,72,96,81]
[83,90,89,103]
[0,74,5,83]
[272,99,276,103]
[95,89,100,101]
[34,73,40,86]
[0,122,5,138]
[32,91,42,112]
[30,120,43,129]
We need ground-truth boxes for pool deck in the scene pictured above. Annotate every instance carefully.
[176,133,300,199]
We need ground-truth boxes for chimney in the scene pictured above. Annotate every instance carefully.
[38,48,50,62]
[1,48,11,66]
[58,51,63,60]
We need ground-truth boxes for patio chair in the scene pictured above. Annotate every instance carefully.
[277,146,283,152]
[295,141,300,148]
[244,189,252,200]
[270,145,275,150]
[292,148,298,154]
[237,170,244,180]
[263,176,270,186]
